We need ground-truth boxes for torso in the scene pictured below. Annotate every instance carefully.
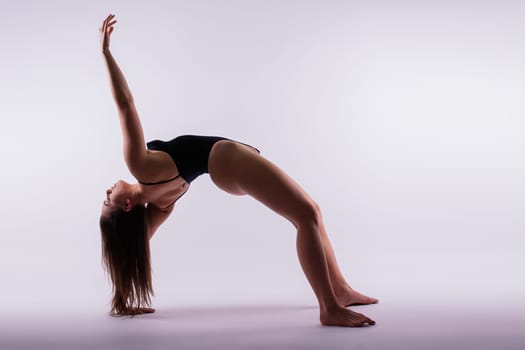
[138,137,259,207]
[138,149,190,209]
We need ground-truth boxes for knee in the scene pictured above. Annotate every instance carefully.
[295,201,321,229]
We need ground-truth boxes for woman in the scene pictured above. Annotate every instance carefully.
[99,14,377,327]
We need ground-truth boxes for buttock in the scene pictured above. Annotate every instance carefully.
[208,140,260,195]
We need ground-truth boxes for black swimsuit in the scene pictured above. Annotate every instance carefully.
[139,135,260,207]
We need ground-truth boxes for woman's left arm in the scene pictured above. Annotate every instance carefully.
[100,15,148,178]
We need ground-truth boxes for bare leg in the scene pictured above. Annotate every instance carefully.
[318,218,378,306]
[208,144,375,327]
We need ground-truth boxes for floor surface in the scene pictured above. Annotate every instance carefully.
[1,301,523,350]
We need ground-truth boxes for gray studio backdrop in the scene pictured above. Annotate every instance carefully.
[0,0,523,314]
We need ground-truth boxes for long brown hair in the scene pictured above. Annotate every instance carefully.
[100,205,153,315]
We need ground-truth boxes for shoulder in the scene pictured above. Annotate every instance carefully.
[131,150,179,184]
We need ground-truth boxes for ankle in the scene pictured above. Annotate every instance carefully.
[333,284,352,297]
[321,299,342,313]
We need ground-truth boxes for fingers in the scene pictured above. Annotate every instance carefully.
[100,14,117,32]
[104,14,115,24]
[137,307,156,314]
[106,21,117,35]
[100,15,111,30]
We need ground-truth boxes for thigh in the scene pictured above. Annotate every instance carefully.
[220,148,317,227]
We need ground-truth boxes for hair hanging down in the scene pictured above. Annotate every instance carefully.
[100,205,153,316]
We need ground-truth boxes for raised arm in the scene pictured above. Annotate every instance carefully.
[100,15,148,178]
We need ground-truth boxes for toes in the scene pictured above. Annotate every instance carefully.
[355,313,375,327]
[358,318,375,326]
[366,297,379,304]
[344,295,379,307]
[352,313,371,327]
[321,309,376,328]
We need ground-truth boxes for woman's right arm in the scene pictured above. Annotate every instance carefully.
[100,15,149,178]
[147,203,175,240]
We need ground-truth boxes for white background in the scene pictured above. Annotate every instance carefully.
[0,0,524,315]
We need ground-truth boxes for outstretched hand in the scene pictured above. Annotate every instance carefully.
[100,14,117,53]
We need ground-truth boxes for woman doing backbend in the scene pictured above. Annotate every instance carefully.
[99,14,377,327]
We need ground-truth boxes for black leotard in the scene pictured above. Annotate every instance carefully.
[142,135,260,184]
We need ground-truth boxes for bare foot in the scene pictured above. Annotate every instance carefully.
[335,287,379,307]
[320,306,375,327]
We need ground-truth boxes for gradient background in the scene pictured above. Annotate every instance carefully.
[0,0,524,349]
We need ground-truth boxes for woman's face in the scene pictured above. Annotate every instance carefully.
[101,180,131,217]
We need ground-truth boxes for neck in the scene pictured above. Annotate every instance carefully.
[129,183,148,205]
[133,182,168,205]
